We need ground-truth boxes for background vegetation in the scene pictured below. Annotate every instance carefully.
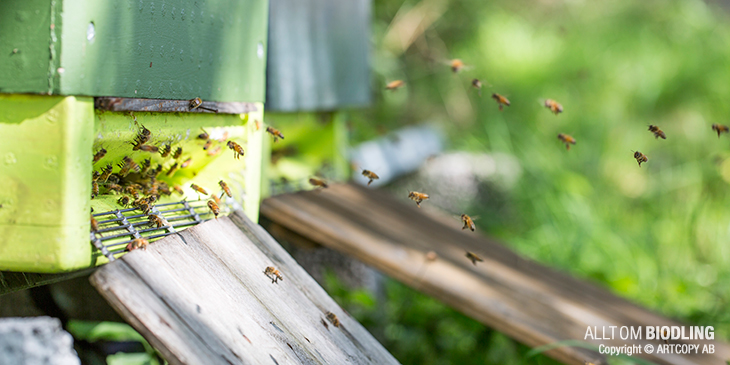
[336,0,730,363]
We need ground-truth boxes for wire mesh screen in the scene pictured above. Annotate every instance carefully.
[91,200,222,262]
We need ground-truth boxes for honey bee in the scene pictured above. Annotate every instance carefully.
[712,123,729,138]
[461,214,475,231]
[197,128,209,140]
[139,144,158,153]
[632,151,648,167]
[325,312,340,327]
[160,144,172,157]
[91,181,99,198]
[254,119,262,131]
[173,147,183,159]
[132,125,151,147]
[118,156,140,176]
[189,98,218,113]
[466,251,483,266]
[648,125,666,139]
[425,251,438,262]
[408,191,429,208]
[148,214,166,228]
[93,148,107,163]
[266,126,285,142]
[158,181,172,196]
[544,99,563,115]
[166,162,179,176]
[126,238,149,251]
[133,198,152,214]
[210,192,222,206]
[99,164,113,182]
[471,79,482,96]
[117,196,131,207]
[191,183,208,195]
[263,266,283,283]
[227,141,245,159]
[309,177,329,189]
[207,145,222,156]
[203,139,213,150]
[125,186,140,199]
[207,199,220,218]
[557,133,576,150]
[181,157,193,168]
[92,171,100,181]
[173,185,184,195]
[219,180,232,198]
[450,59,465,73]
[385,80,405,90]
[361,170,379,186]
[90,215,99,232]
[106,183,123,193]
[140,159,151,174]
[491,93,511,111]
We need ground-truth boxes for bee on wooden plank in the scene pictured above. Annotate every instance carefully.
[207,199,220,219]
[189,98,218,113]
[544,99,563,115]
[385,80,405,91]
[219,180,232,198]
[159,144,172,158]
[648,125,666,139]
[325,312,340,327]
[361,170,379,186]
[173,147,183,159]
[712,123,729,138]
[632,151,648,167]
[461,214,476,231]
[190,183,208,195]
[92,148,107,164]
[557,133,576,150]
[408,191,429,208]
[227,141,245,159]
[126,238,149,251]
[266,126,285,142]
[491,93,510,111]
[465,251,483,266]
[309,177,329,189]
[263,266,283,284]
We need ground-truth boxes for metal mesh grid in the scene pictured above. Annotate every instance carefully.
[90,200,219,261]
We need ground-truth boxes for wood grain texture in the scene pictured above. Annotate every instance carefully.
[90,211,398,365]
[260,183,730,365]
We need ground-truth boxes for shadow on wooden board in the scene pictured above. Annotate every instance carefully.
[260,183,730,365]
[89,210,398,365]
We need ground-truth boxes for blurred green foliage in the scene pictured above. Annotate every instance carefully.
[342,0,730,363]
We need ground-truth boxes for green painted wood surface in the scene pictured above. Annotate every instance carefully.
[0,0,268,102]
[0,95,94,273]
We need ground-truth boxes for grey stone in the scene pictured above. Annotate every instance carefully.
[0,317,80,365]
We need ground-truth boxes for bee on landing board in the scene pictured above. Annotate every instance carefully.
[126,238,149,251]
[139,144,158,153]
[544,99,563,115]
[148,214,166,228]
[557,133,576,150]
[461,214,476,231]
[326,312,340,327]
[92,148,107,164]
[491,93,511,111]
[173,147,183,159]
[385,80,405,91]
[264,266,283,283]
[207,199,220,219]
[309,178,329,189]
[91,181,99,199]
[466,251,483,266]
[648,125,666,139]
[219,180,232,198]
[160,144,172,158]
[633,151,648,167]
[361,170,379,186]
[117,196,131,207]
[99,164,113,182]
[712,123,729,138]
[227,141,245,159]
[408,191,429,208]
[266,126,285,142]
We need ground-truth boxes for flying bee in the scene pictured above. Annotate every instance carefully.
[91,181,99,198]
[173,147,183,159]
[117,196,131,207]
[408,191,429,208]
[181,157,193,168]
[218,131,229,142]
[173,185,184,195]
[632,150,648,167]
[159,144,172,157]
[461,214,476,231]
[254,119,262,131]
[712,123,729,138]
[266,126,285,142]
[166,162,179,176]
[92,148,107,163]
[544,99,563,115]
[491,93,511,111]
[207,145,222,156]
[191,183,208,195]
[557,133,576,150]
[309,177,329,189]
[207,199,220,218]
[648,125,666,139]
[227,141,245,159]
[361,170,379,186]
[197,128,209,140]
[148,214,166,228]
[189,97,218,112]
[466,251,483,266]
[90,215,99,232]
[203,139,213,150]
[126,238,149,251]
[219,180,232,198]
[263,266,283,283]
[325,312,340,327]
[139,144,158,153]
[98,164,113,182]
[450,59,465,73]
[385,80,405,90]
[210,192,222,207]
[471,79,483,96]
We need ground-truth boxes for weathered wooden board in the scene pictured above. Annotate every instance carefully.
[94,98,258,114]
[90,211,399,365]
[260,183,730,365]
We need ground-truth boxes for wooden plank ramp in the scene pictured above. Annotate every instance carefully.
[260,183,730,365]
[89,210,399,365]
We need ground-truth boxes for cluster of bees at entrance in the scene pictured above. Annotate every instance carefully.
[385,58,730,267]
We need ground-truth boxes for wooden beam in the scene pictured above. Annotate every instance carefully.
[90,211,398,365]
[260,183,730,365]
[94,97,258,114]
